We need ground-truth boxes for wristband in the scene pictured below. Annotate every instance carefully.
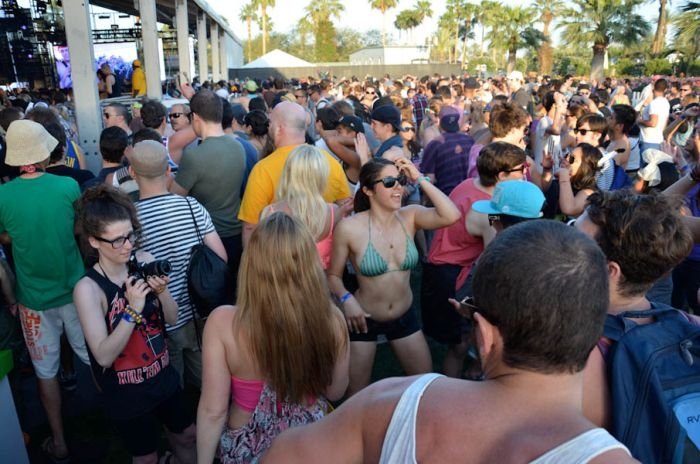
[417,176,431,185]
[122,312,137,324]
[339,292,352,304]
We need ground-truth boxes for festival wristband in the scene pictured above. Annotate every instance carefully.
[418,176,431,185]
[339,292,352,304]
[122,312,137,324]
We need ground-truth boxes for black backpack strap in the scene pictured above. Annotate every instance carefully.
[183,196,203,348]
[184,196,203,244]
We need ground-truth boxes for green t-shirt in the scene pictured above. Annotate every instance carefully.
[175,135,246,237]
[0,174,84,310]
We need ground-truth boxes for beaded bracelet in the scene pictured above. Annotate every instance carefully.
[123,305,143,325]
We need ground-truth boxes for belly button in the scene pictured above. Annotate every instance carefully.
[389,303,393,310]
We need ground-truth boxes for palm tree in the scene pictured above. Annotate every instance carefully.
[479,0,502,62]
[533,0,563,75]
[651,0,669,55]
[252,0,276,55]
[296,17,314,57]
[368,0,398,47]
[459,3,479,68]
[559,0,650,82]
[673,1,700,62]
[305,0,345,60]
[239,3,258,63]
[490,5,537,73]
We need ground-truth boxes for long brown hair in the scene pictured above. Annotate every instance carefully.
[235,212,345,403]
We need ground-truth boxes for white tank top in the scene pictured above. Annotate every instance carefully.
[378,374,631,464]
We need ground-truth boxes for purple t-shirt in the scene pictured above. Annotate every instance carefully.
[421,132,475,195]
[687,184,700,261]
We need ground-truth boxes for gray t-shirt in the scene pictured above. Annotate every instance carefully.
[175,135,246,237]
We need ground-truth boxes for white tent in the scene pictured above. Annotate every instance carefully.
[242,49,313,68]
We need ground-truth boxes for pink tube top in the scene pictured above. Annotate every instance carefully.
[231,376,264,412]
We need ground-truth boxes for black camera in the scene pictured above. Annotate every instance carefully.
[128,253,171,280]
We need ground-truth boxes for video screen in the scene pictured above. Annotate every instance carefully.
[52,42,138,90]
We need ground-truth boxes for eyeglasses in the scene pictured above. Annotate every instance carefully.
[294,94,306,99]
[574,128,596,136]
[400,126,415,132]
[372,175,408,189]
[504,164,526,174]
[488,214,501,226]
[170,112,188,119]
[94,231,137,249]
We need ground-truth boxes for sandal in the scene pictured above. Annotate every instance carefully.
[41,437,70,464]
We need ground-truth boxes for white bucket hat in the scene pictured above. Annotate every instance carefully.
[5,119,58,166]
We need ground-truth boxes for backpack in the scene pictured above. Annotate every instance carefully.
[609,162,631,191]
[603,304,700,463]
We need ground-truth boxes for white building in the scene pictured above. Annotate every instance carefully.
[349,46,430,65]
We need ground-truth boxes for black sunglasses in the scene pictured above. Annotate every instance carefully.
[504,164,527,174]
[94,231,137,249]
[574,128,597,136]
[170,112,188,119]
[103,113,112,119]
[400,126,415,132]
[372,175,408,188]
[456,296,480,320]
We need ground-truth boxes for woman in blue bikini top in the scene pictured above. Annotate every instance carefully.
[328,157,460,396]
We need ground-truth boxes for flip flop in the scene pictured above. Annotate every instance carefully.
[41,436,70,464]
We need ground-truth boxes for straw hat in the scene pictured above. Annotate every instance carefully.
[5,120,58,166]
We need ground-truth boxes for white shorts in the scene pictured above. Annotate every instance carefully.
[19,303,90,379]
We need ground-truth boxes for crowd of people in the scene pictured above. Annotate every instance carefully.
[0,68,699,463]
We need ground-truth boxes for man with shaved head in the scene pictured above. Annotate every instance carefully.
[239,101,351,245]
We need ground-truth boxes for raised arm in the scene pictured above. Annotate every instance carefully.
[396,158,460,231]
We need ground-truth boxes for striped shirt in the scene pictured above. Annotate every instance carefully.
[136,194,215,332]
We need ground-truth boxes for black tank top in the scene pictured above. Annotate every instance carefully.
[84,268,178,420]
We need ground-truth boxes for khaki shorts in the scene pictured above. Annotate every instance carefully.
[19,303,89,379]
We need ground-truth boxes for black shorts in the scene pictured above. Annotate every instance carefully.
[421,262,465,345]
[349,305,421,342]
[112,388,192,457]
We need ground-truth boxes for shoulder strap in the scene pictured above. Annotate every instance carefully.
[603,302,680,342]
[184,196,203,244]
[328,204,335,235]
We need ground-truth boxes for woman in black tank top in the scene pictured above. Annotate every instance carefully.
[72,185,195,462]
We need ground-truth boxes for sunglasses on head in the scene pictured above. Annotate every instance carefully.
[372,174,408,188]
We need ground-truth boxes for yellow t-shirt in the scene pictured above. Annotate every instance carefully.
[132,68,146,96]
[238,144,351,224]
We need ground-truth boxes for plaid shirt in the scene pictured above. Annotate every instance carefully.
[411,94,429,128]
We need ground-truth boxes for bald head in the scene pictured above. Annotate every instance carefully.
[270,101,307,147]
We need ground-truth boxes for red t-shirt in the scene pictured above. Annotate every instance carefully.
[427,178,490,289]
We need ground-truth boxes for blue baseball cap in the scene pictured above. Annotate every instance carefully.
[472,180,545,218]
